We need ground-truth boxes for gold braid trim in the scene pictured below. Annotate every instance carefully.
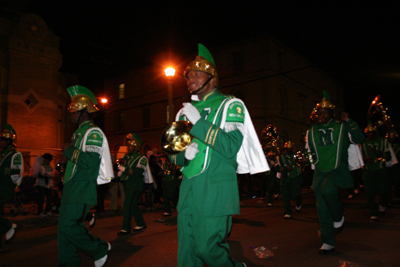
[71,149,81,163]
[205,125,214,145]
[211,128,220,148]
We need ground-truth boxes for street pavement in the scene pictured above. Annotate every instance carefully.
[1,188,400,267]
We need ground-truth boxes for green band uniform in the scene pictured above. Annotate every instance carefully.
[361,137,392,216]
[58,120,108,266]
[0,145,22,248]
[170,89,245,267]
[120,151,147,231]
[277,153,303,215]
[307,118,364,246]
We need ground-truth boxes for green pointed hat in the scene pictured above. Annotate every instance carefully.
[2,123,16,140]
[126,133,143,149]
[67,85,99,113]
[320,90,335,109]
[184,43,218,87]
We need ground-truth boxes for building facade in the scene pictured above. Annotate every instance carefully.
[102,35,344,155]
[0,10,69,171]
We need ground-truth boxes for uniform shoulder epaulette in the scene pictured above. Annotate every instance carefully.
[223,94,237,100]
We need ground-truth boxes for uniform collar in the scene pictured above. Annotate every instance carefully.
[79,120,94,129]
[191,88,220,102]
[1,145,14,156]
[320,119,335,127]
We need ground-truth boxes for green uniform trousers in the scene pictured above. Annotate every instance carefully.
[280,174,303,215]
[177,186,243,267]
[122,180,145,231]
[58,203,108,266]
[388,163,400,200]
[0,198,12,249]
[0,198,12,234]
[259,173,278,203]
[363,168,391,216]
[313,170,345,246]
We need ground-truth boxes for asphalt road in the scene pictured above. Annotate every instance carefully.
[1,188,400,267]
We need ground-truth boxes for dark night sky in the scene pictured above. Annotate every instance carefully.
[26,1,400,128]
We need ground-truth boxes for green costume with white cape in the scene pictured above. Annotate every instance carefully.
[307,117,364,246]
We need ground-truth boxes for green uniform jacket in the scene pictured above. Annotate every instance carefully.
[0,147,22,200]
[277,153,301,178]
[119,151,146,190]
[170,89,244,217]
[62,120,103,206]
[362,137,391,171]
[307,118,365,188]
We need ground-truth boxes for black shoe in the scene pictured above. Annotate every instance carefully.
[133,225,147,231]
[379,205,387,214]
[117,231,130,236]
[89,214,96,228]
[334,225,344,234]
[295,205,302,213]
[370,216,379,222]
[5,224,17,243]
[334,214,345,234]
[318,248,335,255]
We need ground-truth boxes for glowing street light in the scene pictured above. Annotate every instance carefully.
[164,67,176,77]
[165,67,175,123]
[101,98,108,104]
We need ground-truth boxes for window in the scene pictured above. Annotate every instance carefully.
[118,83,125,99]
[24,94,38,108]
[117,112,125,131]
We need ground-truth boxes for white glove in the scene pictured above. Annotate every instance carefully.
[181,103,201,125]
[118,166,126,172]
[185,142,199,160]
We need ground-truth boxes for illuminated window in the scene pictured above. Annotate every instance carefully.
[118,83,125,99]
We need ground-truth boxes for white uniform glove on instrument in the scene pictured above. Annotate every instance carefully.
[117,166,126,177]
[181,103,201,125]
[118,166,126,172]
[185,142,199,160]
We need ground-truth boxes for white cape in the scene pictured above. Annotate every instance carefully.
[220,98,270,175]
[82,127,114,185]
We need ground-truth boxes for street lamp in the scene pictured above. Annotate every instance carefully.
[164,67,175,123]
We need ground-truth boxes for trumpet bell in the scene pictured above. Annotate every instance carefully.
[161,121,193,155]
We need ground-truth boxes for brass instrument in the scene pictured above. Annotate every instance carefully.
[303,151,315,164]
[293,151,304,166]
[164,162,178,175]
[56,163,66,174]
[161,121,193,155]
[262,124,280,156]
[367,95,394,137]
[309,103,320,124]
[114,158,124,168]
